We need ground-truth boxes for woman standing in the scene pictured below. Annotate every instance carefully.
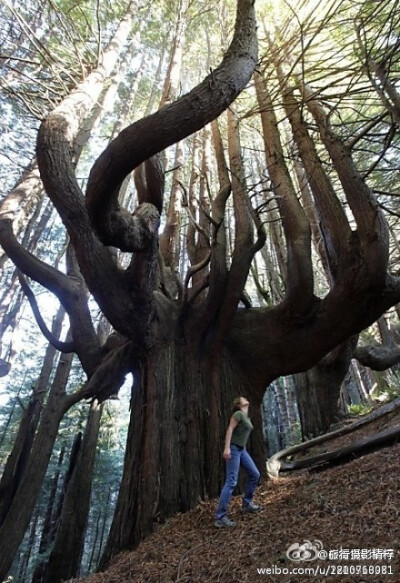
[215,396,261,527]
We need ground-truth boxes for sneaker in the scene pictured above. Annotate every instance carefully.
[214,516,236,528]
[242,501,262,514]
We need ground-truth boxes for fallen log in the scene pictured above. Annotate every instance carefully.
[267,396,400,477]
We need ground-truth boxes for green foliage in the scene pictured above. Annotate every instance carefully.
[388,370,400,393]
[285,422,303,447]
[347,403,373,416]
[374,370,400,403]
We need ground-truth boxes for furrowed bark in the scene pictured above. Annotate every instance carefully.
[302,85,390,288]
[278,75,352,282]
[209,106,264,353]
[255,72,313,314]
[200,119,231,333]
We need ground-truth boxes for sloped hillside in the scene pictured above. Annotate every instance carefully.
[75,416,400,583]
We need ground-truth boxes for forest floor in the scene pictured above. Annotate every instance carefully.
[74,408,400,583]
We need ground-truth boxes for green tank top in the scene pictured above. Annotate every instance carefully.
[231,410,253,448]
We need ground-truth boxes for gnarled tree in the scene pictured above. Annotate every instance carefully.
[1,0,400,577]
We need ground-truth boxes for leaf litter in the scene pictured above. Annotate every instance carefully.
[73,412,400,583]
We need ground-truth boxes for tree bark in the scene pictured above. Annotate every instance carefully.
[31,447,65,583]
[0,351,74,581]
[0,305,66,526]
[99,335,265,568]
[43,402,103,582]
[294,341,354,439]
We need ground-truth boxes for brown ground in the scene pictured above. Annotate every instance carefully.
[74,411,400,583]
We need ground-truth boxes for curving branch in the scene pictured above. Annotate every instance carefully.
[17,272,76,353]
[301,84,390,288]
[0,216,75,306]
[184,252,211,301]
[277,67,352,283]
[85,0,258,250]
[354,343,400,371]
[226,271,400,405]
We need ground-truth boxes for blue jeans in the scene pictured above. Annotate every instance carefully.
[215,444,260,520]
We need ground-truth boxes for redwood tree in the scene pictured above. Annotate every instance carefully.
[0,0,400,577]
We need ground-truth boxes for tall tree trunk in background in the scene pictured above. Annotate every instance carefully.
[294,341,354,439]
[0,306,66,526]
[159,141,184,271]
[159,0,189,107]
[0,351,75,580]
[87,485,113,573]
[341,360,373,410]
[0,388,23,450]
[0,167,46,270]
[0,170,49,369]
[43,401,103,583]
[143,41,168,116]
[263,382,286,454]
[31,447,66,583]
[95,486,113,570]
[273,379,290,441]
[159,0,189,269]
[15,504,40,583]
[283,376,299,441]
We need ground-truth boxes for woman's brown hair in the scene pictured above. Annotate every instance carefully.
[232,397,242,412]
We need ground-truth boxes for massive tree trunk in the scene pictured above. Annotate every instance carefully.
[99,329,266,568]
